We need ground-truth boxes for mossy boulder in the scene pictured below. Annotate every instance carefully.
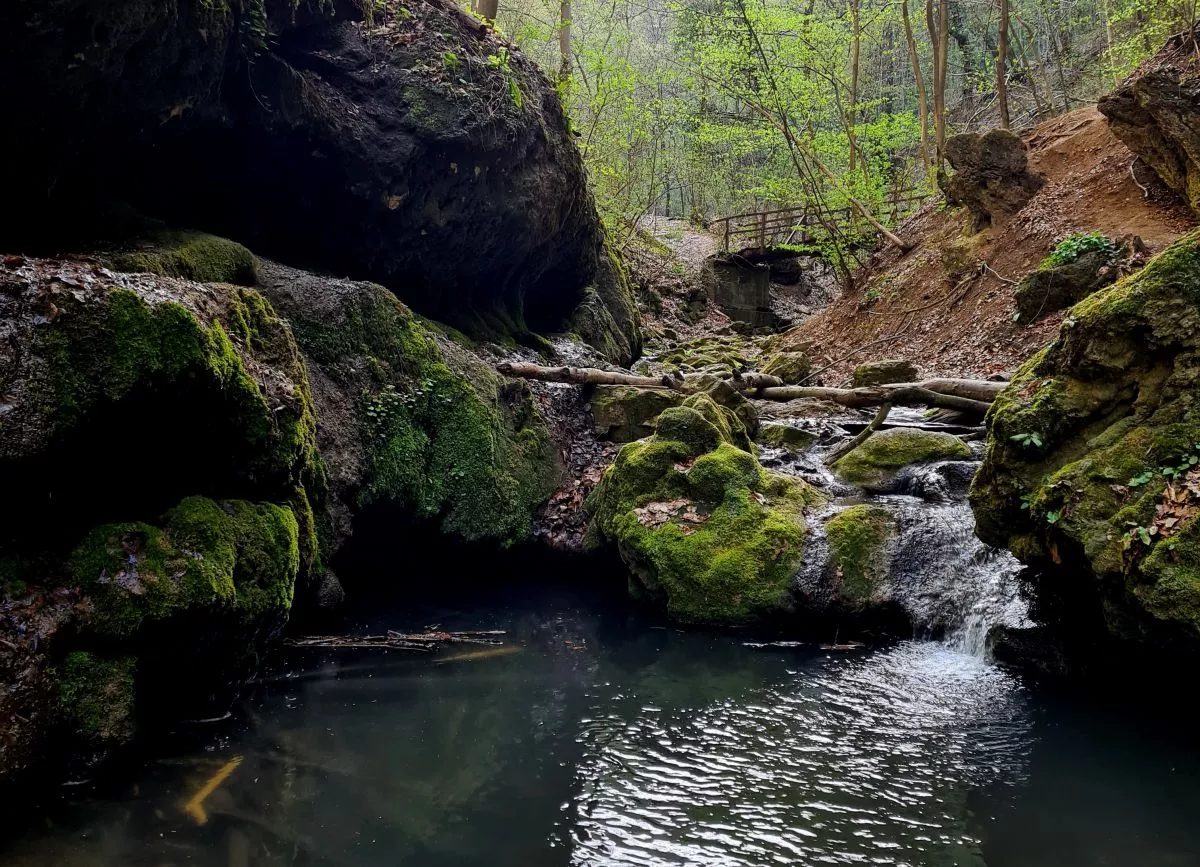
[587,393,823,625]
[1014,236,1136,323]
[255,260,560,553]
[852,359,918,387]
[971,229,1200,654]
[834,428,971,491]
[1,0,609,340]
[590,386,682,443]
[761,351,811,385]
[0,257,321,560]
[825,505,898,607]
[73,496,301,642]
[570,245,643,366]
[55,652,137,752]
[103,229,257,286]
[0,256,323,783]
[758,422,816,451]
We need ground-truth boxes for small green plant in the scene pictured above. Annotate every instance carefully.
[862,284,883,304]
[364,385,405,436]
[1127,444,1200,486]
[487,47,523,108]
[1010,431,1043,449]
[1041,232,1119,269]
[442,51,461,70]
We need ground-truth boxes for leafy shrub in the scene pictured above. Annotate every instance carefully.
[1041,232,1118,269]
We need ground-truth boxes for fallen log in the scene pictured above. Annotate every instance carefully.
[494,361,998,412]
[495,361,680,389]
[756,384,992,414]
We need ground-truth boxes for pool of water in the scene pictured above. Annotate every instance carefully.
[6,584,1200,867]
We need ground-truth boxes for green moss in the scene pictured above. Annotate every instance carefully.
[588,392,824,625]
[590,386,682,442]
[29,285,320,498]
[825,506,896,604]
[971,230,1200,647]
[761,351,811,384]
[56,651,137,745]
[834,428,970,490]
[107,230,257,286]
[73,496,300,640]
[288,284,557,545]
[758,422,816,451]
[851,359,917,387]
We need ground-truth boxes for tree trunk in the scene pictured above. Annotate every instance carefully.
[926,0,950,171]
[996,0,1010,128]
[559,0,572,82]
[477,0,498,21]
[848,0,862,175]
[901,0,931,168]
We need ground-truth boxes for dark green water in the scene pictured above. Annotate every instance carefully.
[6,584,1200,867]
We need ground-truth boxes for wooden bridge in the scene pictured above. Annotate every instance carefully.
[710,189,929,253]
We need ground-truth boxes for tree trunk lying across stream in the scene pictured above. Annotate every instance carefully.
[495,362,1004,413]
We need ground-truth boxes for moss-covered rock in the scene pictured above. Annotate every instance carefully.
[834,428,971,491]
[55,651,137,749]
[971,229,1200,653]
[590,386,682,442]
[761,351,811,384]
[570,244,643,366]
[0,258,321,557]
[255,260,560,551]
[1013,235,1132,323]
[825,506,897,606]
[104,229,257,286]
[587,393,823,625]
[73,496,300,641]
[758,422,816,451]
[851,359,918,387]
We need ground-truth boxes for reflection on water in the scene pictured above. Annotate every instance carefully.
[5,588,1200,867]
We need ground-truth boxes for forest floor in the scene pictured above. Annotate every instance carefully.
[779,106,1197,383]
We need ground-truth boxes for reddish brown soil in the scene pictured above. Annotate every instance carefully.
[783,107,1197,382]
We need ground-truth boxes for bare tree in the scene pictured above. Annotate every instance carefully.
[477,0,499,22]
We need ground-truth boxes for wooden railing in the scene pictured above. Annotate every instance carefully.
[711,190,930,253]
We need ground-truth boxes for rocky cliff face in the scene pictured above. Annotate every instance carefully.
[971,230,1200,664]
[0,0,631,348]
[0,0,636,789]
[1099,27,1200,216]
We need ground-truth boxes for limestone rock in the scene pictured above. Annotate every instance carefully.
[590,386,682,443]
[852,359,918,387]
[761,351,812,385]
[834,428,971,492]
[971,230,1200,657]
[942,130,1044,231]
[1014,245,1127,323]
[254,259,561,553]
[0,0,613,342]
[586,395,823,625]
[1099,27,1200,215]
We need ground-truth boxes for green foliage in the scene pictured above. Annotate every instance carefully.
[1041,232,1120,269]
[1010,431,1044,449]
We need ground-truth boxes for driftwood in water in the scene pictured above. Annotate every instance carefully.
[826,402,893,464]
[285,630,506,652]
[495,361,999,413]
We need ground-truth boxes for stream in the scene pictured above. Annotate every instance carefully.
[5,580,1200,867]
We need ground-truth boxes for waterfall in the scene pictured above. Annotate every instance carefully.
[788,454,1030,658]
